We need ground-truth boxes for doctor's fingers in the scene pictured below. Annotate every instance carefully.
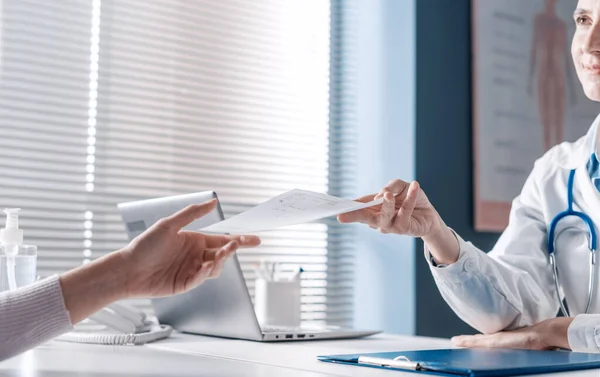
[452,332,545,350]
[337,193,377,224]
[374,179,411,200]
[392,182,419,233]
[451,332,526,349]
[354,193,377,203]
[451,334,496,348]
[378,192,398,233]
[344,210,379,227]
[337,207,379,225]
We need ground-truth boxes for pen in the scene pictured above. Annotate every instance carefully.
[272,262,288,281]
[289,267,303,281]
[358,356,422,371]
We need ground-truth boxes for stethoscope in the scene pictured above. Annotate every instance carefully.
[548,168,598,317]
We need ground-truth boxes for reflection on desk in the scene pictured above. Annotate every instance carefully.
[148,333,600,377]
[2,333,599,377]
[0,340,331,377]
[150,333,449,377]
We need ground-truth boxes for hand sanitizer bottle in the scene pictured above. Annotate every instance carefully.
[0,209,37,292]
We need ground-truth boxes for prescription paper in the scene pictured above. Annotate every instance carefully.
[200,189,383,234]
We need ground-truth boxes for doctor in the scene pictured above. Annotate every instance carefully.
[339,0,600,353]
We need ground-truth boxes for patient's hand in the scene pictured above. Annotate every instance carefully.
[121,200,261,297]
[60,199,260,324]
[450,317,573,351]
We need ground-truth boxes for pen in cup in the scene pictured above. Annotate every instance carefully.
[255,262,302,282]
[289,267,303,282]
[255,261,279,281]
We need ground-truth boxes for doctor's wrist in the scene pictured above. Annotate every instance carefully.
[421,219,460,266]
[542,317,573,350]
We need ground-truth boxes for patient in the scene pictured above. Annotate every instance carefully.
[0,199,260,361]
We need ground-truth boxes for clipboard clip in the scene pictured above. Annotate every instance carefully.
[358,355,423,370]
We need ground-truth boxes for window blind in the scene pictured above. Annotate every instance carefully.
[0,0,357,327]
[327,0,358,326]
[0,0,92,276]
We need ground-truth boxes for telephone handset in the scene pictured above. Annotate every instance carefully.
[57,301,172,345]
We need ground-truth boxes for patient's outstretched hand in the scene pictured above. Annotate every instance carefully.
[122,199,261,297]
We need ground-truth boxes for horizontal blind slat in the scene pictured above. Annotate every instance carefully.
[0,0,354,325]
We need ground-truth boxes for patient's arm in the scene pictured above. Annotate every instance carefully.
[0,200,260,361]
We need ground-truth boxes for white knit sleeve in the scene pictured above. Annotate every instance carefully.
[0,275,73,361]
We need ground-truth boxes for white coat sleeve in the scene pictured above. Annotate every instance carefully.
[425,158,559,334]
[567,314,600,352]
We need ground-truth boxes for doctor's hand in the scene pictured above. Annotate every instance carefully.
[60,199,261,324]
[337,179,460,265]
[451,317,573,351]
[338,180,439,236]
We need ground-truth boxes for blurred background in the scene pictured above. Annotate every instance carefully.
[0,0,589,339]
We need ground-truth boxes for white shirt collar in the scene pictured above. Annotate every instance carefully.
[592,116,600,159]
[559,113,600,169]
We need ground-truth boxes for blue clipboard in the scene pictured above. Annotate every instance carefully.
[317,348,600,376]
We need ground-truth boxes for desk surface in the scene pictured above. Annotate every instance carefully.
[148,333,599,377]
[0,340,332,377]
[1,333,599,377]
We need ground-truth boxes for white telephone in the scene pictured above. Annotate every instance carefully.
[57,301,172,345]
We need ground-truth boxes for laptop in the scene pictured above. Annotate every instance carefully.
[117,191,381,342]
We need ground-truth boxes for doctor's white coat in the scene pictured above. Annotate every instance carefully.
[427,117,600,353]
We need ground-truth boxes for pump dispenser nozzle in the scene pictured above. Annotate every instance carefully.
[1,208,23,254]
[2,208,24,291]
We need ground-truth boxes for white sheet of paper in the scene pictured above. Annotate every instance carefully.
[200,189,383,234]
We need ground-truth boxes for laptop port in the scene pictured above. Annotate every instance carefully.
[309,334,315,338]
[285,334,293,339]
[297,334,306,338]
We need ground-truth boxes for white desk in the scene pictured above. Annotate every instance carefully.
[148,333,599,377]
[1,333,599,376]
[0,339,332,377]
[149,333,451,376]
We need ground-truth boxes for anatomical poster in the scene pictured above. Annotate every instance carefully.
[473,0,599,231]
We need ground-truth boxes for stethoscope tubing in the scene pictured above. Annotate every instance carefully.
[547,168,597,317]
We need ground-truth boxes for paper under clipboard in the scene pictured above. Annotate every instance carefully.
[200,189,383,234]
[317,349,600,377]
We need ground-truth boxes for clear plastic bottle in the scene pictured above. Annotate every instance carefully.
[0,209,37,292]
[0,245,37,291]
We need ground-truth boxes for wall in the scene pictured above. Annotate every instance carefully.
[353,0,417,335]
[353,0,507,338]
[414,0,501,338]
